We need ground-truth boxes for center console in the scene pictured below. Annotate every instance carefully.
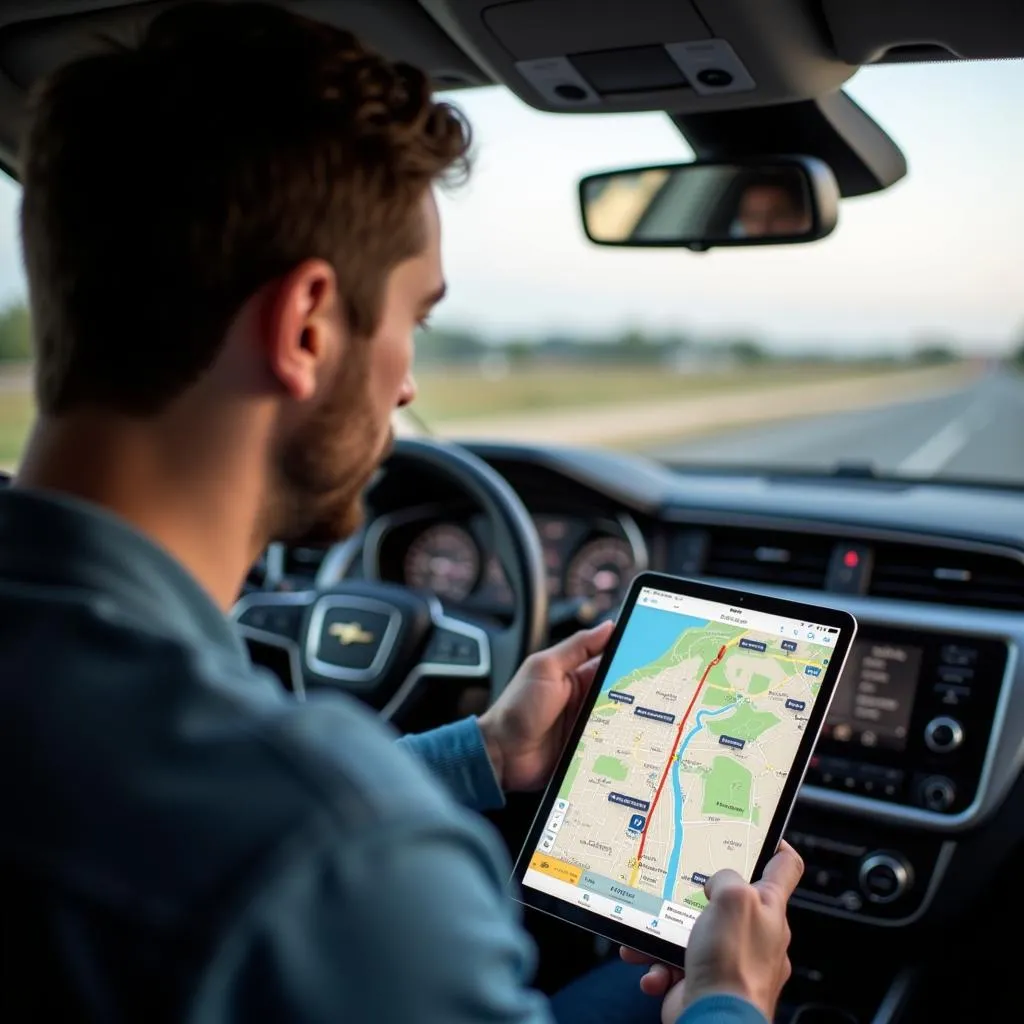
[810,626,1007,819]
[783,623,1010,927]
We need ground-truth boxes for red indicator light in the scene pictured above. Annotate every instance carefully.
[843,550,860,569]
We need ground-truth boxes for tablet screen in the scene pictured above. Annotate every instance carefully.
[520,582,845,949]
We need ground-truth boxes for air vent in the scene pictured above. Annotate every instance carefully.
[869,543,1024,611]
[701,527,832,590]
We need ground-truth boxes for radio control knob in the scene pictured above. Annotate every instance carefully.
[920,775,956,812]
[858,852,912,904]
[924,716,963,753]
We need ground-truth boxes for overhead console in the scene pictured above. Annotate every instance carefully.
[420,0,857,114]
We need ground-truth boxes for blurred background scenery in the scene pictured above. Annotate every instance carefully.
[0,60,1022,478]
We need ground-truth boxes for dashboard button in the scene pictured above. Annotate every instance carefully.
[238,604,304,639]
[839,890,863,912]
[940,645,978,667]
[858,853,912,904]
[239,606,272,630]
[804,864,845,897]
[424,629,481,667]
[920,775,956,812]
[454,638,479,663]
[881,768,905,799]
[859,765,904,800]
[924,716,964,753]
[934,682,971,707]
[815,755,851,787]
[938,665,974,686]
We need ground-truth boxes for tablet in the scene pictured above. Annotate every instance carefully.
[511,571,856,967]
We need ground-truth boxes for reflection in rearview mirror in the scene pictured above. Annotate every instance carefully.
[579,157,838,250]
[732,173,812,237]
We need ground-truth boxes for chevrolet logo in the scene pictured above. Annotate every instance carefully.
[328,622,375,646]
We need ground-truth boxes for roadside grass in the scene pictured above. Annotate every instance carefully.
[413,362,882,423]
[0,359,925,466]
[0,389,32,466]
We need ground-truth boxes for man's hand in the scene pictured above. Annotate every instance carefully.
[620,841,804,1024]
[477,620,614,793]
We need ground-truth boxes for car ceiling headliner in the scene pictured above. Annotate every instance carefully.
[0,0,1018,175]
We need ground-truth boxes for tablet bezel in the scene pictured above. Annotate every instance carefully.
[510,570,857,968]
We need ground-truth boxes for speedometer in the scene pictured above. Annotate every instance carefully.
[404,523,480,602]
[565,536,636,613]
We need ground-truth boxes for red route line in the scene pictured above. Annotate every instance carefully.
[633,644,727,875]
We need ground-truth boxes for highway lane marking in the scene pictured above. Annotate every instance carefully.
[897,400,993,476]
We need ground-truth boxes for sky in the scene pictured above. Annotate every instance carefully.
[432,59,1024,354]
[0,59,1020,354]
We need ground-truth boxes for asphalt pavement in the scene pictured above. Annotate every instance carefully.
[649,369,1024,483]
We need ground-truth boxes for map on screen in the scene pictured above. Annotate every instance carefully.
[521,585,838,945]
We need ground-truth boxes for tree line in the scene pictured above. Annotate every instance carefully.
[0,298,966,367]
[417,324,962,368]
[0,301,30,362]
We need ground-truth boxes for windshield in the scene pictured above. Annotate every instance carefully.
[412,60,1024,484]
[1,61,1022,484]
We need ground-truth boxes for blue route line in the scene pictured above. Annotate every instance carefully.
[662,703,738,902]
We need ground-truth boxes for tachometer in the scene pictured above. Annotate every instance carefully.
[565,536,636,613]
[404,523,480,602]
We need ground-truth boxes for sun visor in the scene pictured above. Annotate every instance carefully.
[0,1,490,94]
[0,0,492,169]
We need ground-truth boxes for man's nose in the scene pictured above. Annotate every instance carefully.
[397,373,417,408]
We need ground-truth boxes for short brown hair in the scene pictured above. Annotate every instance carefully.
[20,1,470,415]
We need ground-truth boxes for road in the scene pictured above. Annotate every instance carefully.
[441,365,971,448]
[650,369,1024,481]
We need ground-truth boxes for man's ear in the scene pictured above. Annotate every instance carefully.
[262,258,342,402]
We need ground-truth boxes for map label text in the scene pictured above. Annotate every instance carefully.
[635,706,675,725]
[609,792,651,812]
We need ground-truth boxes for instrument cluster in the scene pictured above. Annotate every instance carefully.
[372,509,646,614]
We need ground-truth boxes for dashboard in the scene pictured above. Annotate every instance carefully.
[365,507,647,617]
[256,439,1024,1019]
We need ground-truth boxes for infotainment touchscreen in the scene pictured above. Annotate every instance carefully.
[822,640,922,751]
[512,571,856,966]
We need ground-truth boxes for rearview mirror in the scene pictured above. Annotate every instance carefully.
[579,156,839,251]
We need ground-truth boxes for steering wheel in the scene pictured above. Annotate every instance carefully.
[232,438,548,719]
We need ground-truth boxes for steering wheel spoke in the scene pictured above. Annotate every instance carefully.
[418,612,491,679]
[379,607,492,720]
[234,588,315,640]
[232,589,316,698]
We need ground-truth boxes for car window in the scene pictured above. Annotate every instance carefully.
[0,171,28,473]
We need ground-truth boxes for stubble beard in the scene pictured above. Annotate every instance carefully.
[264,357,393,549]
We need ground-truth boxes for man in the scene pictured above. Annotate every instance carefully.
[0,3,801,1022]
[731,174,813,238]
